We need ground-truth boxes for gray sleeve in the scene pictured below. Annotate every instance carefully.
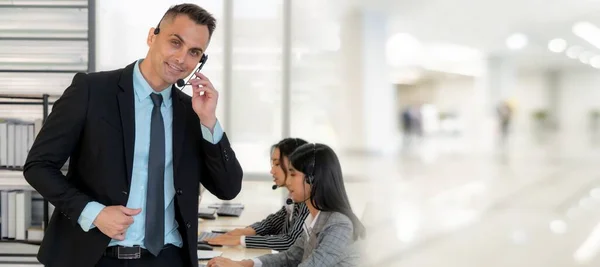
[256,232,305,267]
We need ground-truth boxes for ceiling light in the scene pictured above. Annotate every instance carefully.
[550,220,568,234]
[506,33,528,50]
[386,33,422,67]
[574,221,600,264]
[567,46,585,59]
[591,56,600,68]
[548,38,567,53]
[580,51,595,64]
[573,21,600,49]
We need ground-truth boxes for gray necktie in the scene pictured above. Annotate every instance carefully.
[145,93,165,256]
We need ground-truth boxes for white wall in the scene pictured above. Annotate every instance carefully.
[511,73,549,134]
[559,69,600,136]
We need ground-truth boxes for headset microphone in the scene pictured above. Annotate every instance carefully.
[176,79,186,88]
[272,184,278,190]
[286,198,293,205]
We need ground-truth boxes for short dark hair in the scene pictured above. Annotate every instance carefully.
[158,3,217,39]
[290,143,366,241]
[271,138,308,177]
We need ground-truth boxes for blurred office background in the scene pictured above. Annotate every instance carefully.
[4,0,600,266]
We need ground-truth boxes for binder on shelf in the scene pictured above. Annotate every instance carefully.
[1,191,7,238]
[7,190,16,239]
[15,190,32,240]
[0,121,6,166]
[6,123,14,168]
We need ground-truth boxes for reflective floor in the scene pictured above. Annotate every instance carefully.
[350,133,600,267]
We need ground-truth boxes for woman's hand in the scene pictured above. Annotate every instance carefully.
[206,257,248,267]
[226,227,256,236]
[205,234,242,246]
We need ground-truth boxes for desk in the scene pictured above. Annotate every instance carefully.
[198,181,287,228]
[198,246,271,263]
[198,204,279,228]
[198,218,272,264]
[197,228,272,264]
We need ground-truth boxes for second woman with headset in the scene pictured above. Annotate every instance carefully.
[204,138,310,251]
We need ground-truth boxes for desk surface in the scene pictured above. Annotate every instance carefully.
[198,214,273,263]
[197,227,272,263]
[199,246,271,262]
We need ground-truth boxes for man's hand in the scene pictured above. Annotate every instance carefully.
[226,227,256,236]
[205,234,242,246]
[93,206,141,240]
[189,71,218,130]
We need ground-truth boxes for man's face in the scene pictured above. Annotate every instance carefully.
[147,14,210,85]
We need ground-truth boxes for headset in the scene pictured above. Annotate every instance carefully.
[272,138,301,190]
[286,143,317,205]
[305,143,317,185]
[153,13,209,89]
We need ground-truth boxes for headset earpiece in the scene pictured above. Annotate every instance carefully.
[153,11,167,35]
[304,175,312,185]
[305,143,317,185]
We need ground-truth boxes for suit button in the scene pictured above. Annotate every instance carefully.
[122,191,128,195]
[176,189,183,195]
[186,222,191,228]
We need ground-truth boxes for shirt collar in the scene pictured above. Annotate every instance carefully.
[133,59,172,108]
[305,211,321,231]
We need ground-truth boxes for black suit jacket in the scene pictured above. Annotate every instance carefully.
[23,61,243,267]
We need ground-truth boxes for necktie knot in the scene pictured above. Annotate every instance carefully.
[150,93,163,107]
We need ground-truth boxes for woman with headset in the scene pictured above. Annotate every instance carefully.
[207,143,365,267]
[204,138,310,251]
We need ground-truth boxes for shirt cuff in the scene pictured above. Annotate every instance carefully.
[200,119,223,144]
[240,236,246,247]
[252,258,263,267]
[77,201,105,232]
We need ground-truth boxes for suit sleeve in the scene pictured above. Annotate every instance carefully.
[245,205,309,251]
[197,120,243,200]
[249,206,287,236]
[23,72,94,226]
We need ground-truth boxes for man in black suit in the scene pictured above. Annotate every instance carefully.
[23,4,243,267]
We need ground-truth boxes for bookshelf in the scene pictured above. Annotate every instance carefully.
[0,94,53,249]
[0,0,93,264]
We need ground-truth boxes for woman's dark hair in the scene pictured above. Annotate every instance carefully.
[271,138,308,177]
[289,143,366,240]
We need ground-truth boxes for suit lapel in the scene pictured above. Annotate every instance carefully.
[117,62,136,186]
[303,212,331,260]
[171,88,187,175]
[312,211,331,236]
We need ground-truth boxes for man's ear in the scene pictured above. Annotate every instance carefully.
[147,27,156,46]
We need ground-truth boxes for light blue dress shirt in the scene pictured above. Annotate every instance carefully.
[77,59,223,248]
